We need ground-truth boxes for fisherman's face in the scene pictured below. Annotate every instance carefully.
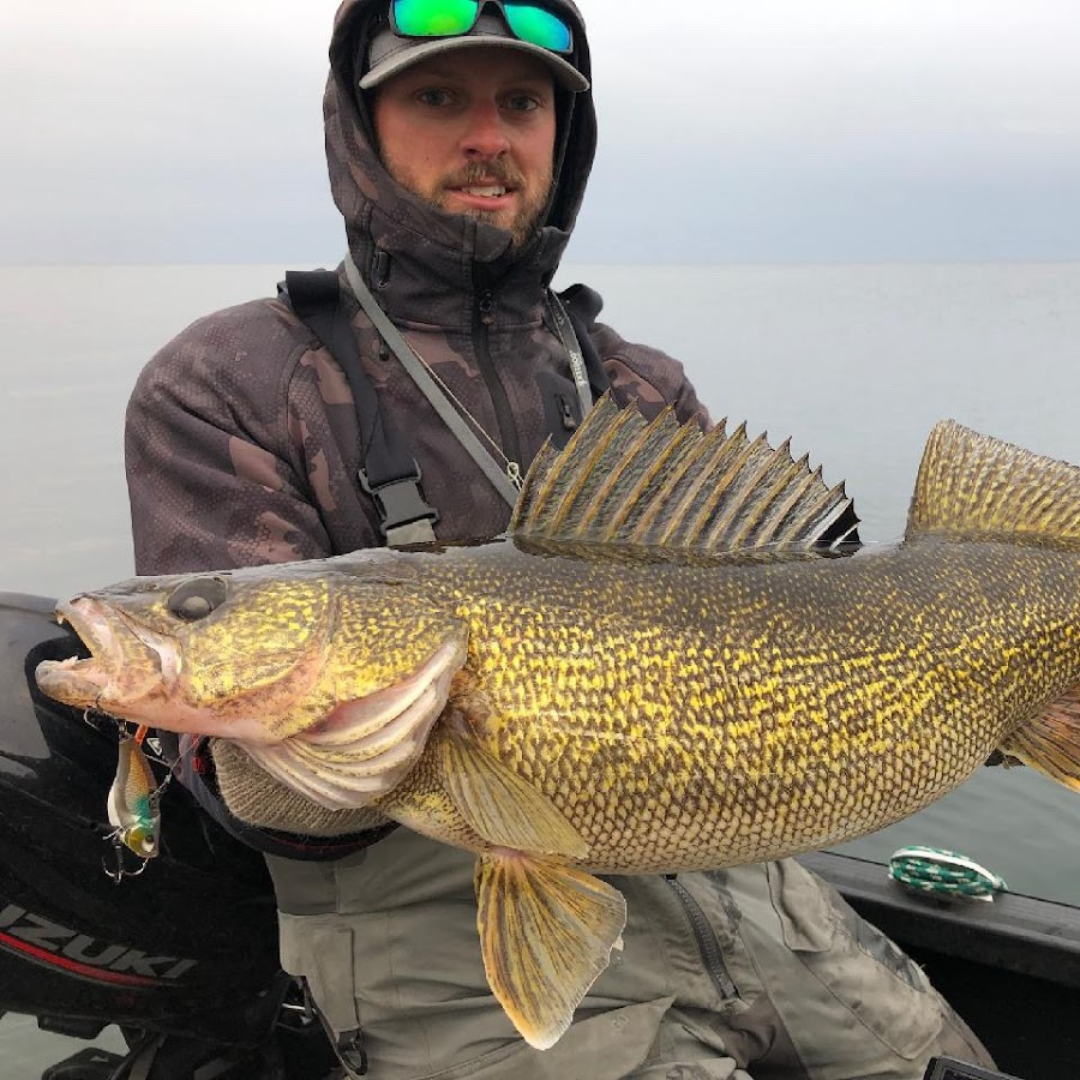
[372,48,557,247]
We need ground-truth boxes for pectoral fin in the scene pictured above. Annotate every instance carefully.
[475,850,627,1049]
[999,687,1080,791]
[440,728,589,859]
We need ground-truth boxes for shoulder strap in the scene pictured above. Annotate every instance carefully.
[343,254,520,507]
[555,284,611,401]
[284,269,439,547]
[547,290,606,419]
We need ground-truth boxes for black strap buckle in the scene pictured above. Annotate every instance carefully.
[334,1028,369,1077]
[359,467,439,538]
[292,978,370,1078]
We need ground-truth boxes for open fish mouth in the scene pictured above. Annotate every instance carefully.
[35,597,181,713]
[238,628,469,809]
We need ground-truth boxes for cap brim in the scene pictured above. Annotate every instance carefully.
[359,35,589,93]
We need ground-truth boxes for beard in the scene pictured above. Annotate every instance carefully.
[387,157,553,250]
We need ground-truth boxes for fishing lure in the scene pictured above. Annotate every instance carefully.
[107,726,162,867]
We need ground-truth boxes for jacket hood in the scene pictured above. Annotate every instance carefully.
[323,0,597,282]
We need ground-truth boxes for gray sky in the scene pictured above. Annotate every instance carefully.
[2,0,1079,263]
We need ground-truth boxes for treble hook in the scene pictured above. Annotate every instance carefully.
[103,832,152,884]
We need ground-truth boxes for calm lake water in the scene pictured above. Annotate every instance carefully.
[2,261,1080,1072]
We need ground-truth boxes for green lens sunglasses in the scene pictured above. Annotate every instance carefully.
[390,0,574,55]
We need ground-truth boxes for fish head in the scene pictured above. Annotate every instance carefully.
[35,557,469,749]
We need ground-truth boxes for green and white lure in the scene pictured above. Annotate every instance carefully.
[107,729,162,866]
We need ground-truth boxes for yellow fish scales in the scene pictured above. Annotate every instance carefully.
[35,397,1080,1049]
[371,534,1075,869]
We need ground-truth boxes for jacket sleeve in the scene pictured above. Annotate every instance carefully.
[125,300,379,576]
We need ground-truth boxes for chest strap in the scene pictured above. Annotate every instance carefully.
[284,269,439,547]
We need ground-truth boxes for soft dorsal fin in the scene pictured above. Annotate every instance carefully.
[510,395,858,552]
[907,420,1080,545]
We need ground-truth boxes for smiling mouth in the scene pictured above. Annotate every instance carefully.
[459,184,510,198]
[447,180,520,203]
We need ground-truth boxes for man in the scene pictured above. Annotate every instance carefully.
[125,1,994,1077]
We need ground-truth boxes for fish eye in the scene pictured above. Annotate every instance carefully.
[167,577,229,622]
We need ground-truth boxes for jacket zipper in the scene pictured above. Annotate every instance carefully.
[472,277,523,477]
[665,875,738,1000]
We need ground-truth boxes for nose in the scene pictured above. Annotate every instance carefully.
[460,100,511,159]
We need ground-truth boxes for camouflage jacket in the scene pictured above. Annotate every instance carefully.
[125,277,706,573]
[124,0,707,853]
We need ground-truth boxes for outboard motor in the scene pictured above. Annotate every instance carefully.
[0,594,335,1079]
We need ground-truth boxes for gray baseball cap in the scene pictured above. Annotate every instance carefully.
[359,12,589,92]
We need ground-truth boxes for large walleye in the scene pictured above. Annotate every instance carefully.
[36,398,1080,1049]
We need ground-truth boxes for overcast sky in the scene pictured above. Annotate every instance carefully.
[2,0,1079,263]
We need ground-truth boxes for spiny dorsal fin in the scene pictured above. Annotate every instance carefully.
[510,395,858,552]
[907,420,1080,545]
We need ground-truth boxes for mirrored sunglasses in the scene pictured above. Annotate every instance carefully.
[390,0,574,55]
